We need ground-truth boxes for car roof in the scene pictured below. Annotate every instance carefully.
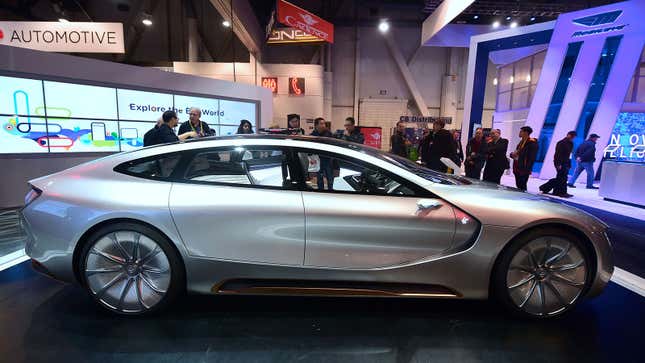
[179,134,370,152]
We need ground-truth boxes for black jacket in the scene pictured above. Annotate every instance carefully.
[485,138,510,171]
[465,137,487,166]
[426,129,458,171]
[143,125,159,147]
[391,132,407,157]
[512,138,538,175]
[554,138,574,168]
[147,124,179,146]
[178,120,214,138]
[574,140,597,162]
[454,139,464,165]
[342,129,365,144]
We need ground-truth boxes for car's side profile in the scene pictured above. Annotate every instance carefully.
[22,135,613,318]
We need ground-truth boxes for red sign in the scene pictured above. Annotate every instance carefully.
[261,77,278,94]
[276,0,334,43]
[359,127,382,149]
[289,77,305,96]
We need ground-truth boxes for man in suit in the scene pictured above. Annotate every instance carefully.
[391,121,409,158]
[482,129,509,184]
[539,131,577,198]
[426,119,457,173]
[465,127,487,179]
[510,126,539,191]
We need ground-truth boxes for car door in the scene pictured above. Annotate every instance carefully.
[169,145,305,265]
[295,149,457,269]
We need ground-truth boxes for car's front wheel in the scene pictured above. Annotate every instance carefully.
[79,222,184,315]
[493,227,593,318]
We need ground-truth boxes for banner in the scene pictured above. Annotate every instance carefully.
[359,127,382,149]
[0,22,124,53]
[276,0,334,43]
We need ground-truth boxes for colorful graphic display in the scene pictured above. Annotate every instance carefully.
[0,75,257,154]
[604,112,645,163]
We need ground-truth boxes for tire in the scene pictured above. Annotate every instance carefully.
[492,227,593,319]
[79,222,185,316]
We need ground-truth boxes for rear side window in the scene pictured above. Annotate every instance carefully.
[115,154,181,180]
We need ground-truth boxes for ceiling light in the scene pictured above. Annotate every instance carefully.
[506,16,511,21]
[473,15,479,19]
[493,78,498,85]
[530,17,536,22]
[142,18,152,26]
[378,20,390,33]
[526,74,531,82]
[58,18,69,23]
[509,76,514,84]
[510,22,518,28]
[492,21,500,28]
[222,20,231,27]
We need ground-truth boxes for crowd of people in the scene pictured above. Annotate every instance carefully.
[391,122,599,197]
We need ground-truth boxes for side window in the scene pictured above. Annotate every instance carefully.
[116,154,181,179]
[296,151,416,196]
[183,147,293,188]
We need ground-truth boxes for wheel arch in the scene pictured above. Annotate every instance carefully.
[72,218,187,287]
[488,222,598,298]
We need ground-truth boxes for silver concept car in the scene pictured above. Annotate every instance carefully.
[22,135,613,318]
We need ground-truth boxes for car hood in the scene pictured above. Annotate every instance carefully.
[424,180,605,230]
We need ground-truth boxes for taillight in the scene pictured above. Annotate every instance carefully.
[24,185,42,207]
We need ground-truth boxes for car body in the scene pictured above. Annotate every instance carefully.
[22,135,613,317]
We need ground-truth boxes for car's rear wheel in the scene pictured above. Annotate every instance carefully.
[493,227,592,318]
[79,222,184,315]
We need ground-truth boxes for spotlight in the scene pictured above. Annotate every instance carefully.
[142,13,153,26]
[58,18,69,23]
[473,15,479,19]
[530,17,536,22]
[506,16,511,21]
[492,21,500,28]
[510,22,518,28]
[526,74,531,82]
[378,20,390,33]
[493,78,498,85]
[222,20,231,27]
[509,76,514,84]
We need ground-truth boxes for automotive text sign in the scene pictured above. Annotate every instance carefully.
[0,22,124,53]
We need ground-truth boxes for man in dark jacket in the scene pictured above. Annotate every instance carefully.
[426,119,457,173]
[539,131,577,197]
[568,134,600,189]
[482,129,509,184]
[465,127,487,179]
[341,117,365,144]
[311,117,334,190]
[452,130,464,167]
[510,126,538,191]
[147,111,181,146]
[391,121,409,157]
[177,107,214,139]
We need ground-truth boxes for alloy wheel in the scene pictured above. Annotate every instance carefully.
[84,230,171,314]
[506,236,587,316]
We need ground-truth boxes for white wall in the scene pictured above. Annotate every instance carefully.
[174,60,323,129]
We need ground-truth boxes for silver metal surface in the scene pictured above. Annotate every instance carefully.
[85,230,171,313]
[507,236,587,316]
[20,136,614,313]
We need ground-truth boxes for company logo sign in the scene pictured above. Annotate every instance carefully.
[267,27,324,44]
[0,21,124,53]
[277,0,334,43]
[573,10,622,27]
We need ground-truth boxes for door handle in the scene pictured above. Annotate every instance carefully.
[417,199,442,210]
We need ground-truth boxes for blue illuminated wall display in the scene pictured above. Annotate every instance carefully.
[604,112,645,163]
[533,42,582,172]
[0,74,258,154]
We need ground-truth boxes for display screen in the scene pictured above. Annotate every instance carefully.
[0,75,258,154]
[604,112,645,163]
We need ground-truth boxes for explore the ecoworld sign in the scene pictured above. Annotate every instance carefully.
[0,22,124,53]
